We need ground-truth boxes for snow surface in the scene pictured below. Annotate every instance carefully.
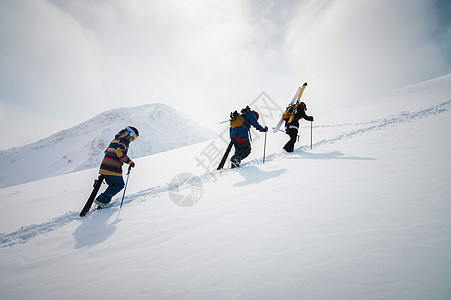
[0,103,217,189]
[1,74,451,299]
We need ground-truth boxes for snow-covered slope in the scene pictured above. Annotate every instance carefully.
[0,103,216,188]
[0,74,450,299]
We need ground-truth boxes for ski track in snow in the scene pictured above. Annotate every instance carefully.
[265,100,451,161]
[1,100,449,248]
[0,212,79,248]
[312,100,451,147]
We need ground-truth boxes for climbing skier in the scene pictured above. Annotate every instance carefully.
[229,106,268,168]
[94,126,139,209]
[283,102,313,152]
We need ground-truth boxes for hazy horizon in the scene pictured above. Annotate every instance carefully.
[1,0,450,150]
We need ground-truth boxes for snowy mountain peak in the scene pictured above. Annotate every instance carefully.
[1,74,451,299]
[0,103,216,188]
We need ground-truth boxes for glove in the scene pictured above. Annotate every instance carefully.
[264,126,268,132]
[309,116,314,122]
[130,161,136,168]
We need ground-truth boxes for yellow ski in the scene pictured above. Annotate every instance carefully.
[288,82,308,123]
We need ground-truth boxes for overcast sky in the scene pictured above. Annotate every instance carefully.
[1,0,450,150]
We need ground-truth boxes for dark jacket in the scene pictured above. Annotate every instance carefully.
[285,107,313,130]
[99,129,132,176]
[230,111,266,141]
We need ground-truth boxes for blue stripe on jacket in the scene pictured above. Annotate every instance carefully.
[99,129,131,176]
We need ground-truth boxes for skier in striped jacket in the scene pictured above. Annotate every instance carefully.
[94,126,139,209]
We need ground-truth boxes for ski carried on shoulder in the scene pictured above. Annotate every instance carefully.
[288,82,308,123]
[273,82,307,133]
[217,140,234,170]
[80,174,105,217]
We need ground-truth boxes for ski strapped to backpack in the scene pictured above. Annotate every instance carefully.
[282,105,297,121]
[273,82,307,133]
[288,83,308,123]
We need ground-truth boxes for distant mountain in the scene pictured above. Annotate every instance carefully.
[1,75,451,299]
[0,103,217,188]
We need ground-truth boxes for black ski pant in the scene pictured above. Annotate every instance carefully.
[231,139,251,164]
[283,128,298,152]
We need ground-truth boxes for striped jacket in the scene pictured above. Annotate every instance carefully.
[99,129,132,176]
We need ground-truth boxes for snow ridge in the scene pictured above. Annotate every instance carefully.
[2,99,449,248]
[1,74,450,299]
[312,100,451,148]
[0,179,201,248]
[0,103,216,188]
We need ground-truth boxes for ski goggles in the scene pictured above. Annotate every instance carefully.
[126,126,139,141]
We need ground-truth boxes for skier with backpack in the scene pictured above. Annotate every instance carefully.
[229,106,268,168]
[283,102,314,152]
[94,126,139,209]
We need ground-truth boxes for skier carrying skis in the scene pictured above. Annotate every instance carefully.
[283,102,313,152]
[230,106,268,168]
[94,126,139,209]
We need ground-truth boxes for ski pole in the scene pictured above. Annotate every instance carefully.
[263,130,267,164]
[120,165,132,208]
[272,127,285,133]
[310,121,313,149]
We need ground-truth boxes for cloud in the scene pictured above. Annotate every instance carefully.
[0,0,449,150]
[284,0,449,110]
[0,1,103,107]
